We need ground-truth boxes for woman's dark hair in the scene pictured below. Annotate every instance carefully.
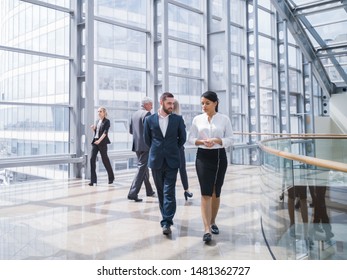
[201,91,219,112]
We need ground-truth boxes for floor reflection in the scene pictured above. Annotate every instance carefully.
[0,165,272,260]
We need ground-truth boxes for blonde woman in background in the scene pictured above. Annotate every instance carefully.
[89,107,114,186]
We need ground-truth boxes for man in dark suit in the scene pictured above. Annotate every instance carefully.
[89,107,114,186]
[127,97,155,202]
[144,92,186,235]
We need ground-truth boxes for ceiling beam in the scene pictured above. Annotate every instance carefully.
[271,0,336,95]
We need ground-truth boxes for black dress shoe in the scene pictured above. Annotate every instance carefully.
[108,180,114,184]
[88,182,95,186]
[147,191,156,197]
[184,191,193,200]
[162,225,172,235]
[127,196,143,202]
[211,224,219,234]
[203,233,212,243]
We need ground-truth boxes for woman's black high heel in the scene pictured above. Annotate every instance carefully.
[184,191,193,200]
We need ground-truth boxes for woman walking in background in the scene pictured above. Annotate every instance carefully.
[89,107,114,186]
[173,99,193,201]
[189,91,233,243]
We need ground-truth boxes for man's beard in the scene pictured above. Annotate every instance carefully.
[162,106,172,115]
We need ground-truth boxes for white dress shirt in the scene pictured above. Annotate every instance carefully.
[158,111,170,137]
[189,112,233,149]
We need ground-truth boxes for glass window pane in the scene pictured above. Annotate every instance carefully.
[95,65,147,151]
[258,9,272,35]
[168,3,202,44]
[209,33,226,90]
[95,22,147,69]
[259,89,274,115]
[95,0,147,28]
[0,104,69,158]
[168,40,201,77]
[259,35,274,62]
[259,62,274,88]
[0,2,69,56]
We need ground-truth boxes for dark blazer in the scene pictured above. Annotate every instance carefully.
[91,118,111,145]
[144,113,186,169]
[130,109,151,152]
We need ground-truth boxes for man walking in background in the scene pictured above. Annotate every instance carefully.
[127,97,155,202]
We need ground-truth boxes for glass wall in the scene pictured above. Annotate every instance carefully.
[0,0,71,182]
[0,0,326,183]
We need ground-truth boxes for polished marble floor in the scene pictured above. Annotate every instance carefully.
[0,164,273,260]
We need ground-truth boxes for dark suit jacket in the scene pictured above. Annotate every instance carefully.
[144,113,186,169]
[130,109,151,152]
[91,118,111,145]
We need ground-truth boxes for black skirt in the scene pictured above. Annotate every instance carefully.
[195,148,228,197]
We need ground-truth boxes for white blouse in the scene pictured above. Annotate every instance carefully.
[94,119,102,139]
[189,112,234,149]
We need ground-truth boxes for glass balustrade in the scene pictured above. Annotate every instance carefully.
[260,136,347,260]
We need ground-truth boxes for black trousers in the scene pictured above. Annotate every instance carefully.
[90,143,114,184]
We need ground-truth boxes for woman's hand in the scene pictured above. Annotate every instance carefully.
[202,138,215,147]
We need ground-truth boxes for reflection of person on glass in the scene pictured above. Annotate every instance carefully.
[312,186,334,241]
[283,160,309,240]
[173,99,193,201]
[287,185,308,237]
[189,91,233,243]
[89,107,114,186]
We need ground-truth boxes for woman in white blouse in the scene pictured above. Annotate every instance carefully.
[189,91,233,243]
